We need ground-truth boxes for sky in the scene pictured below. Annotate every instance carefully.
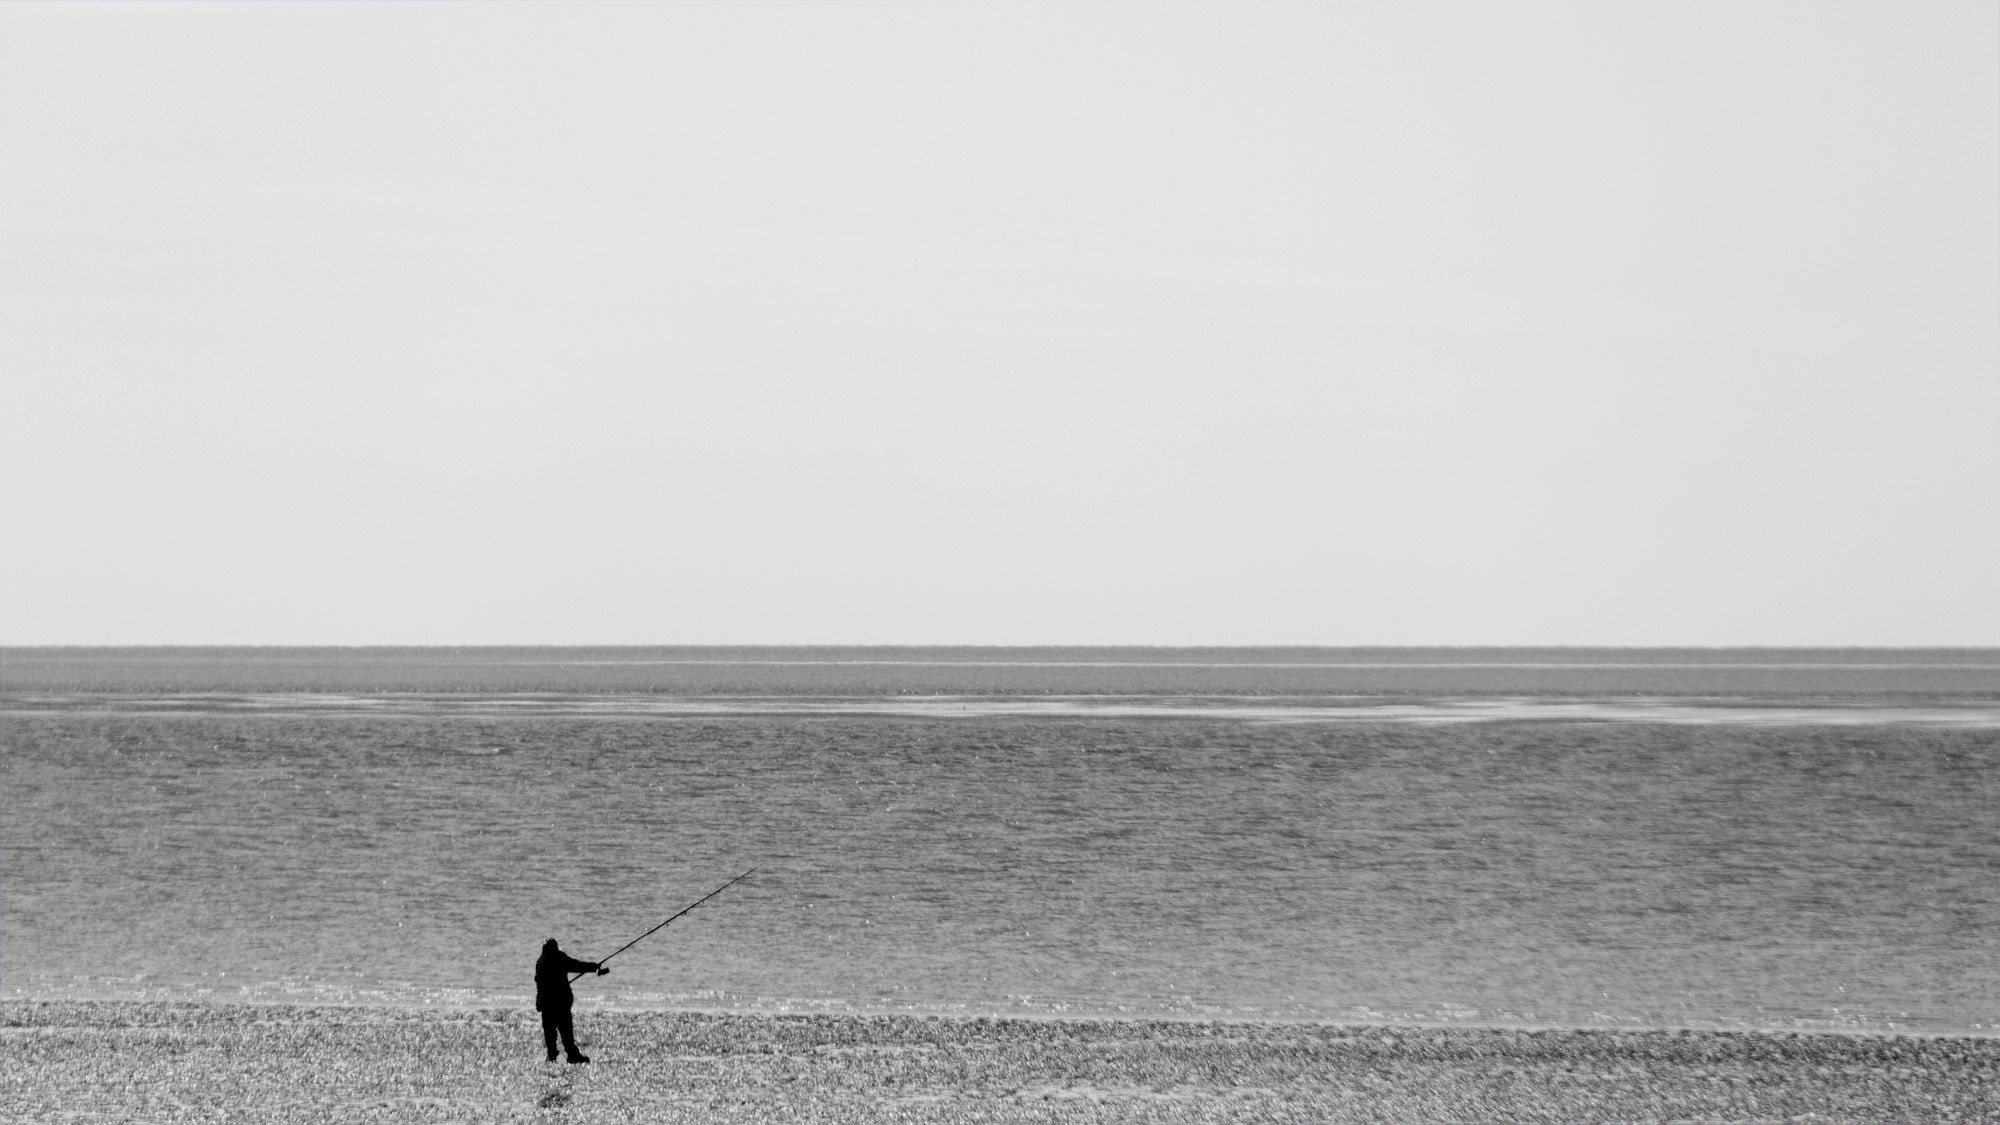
[2,2,1994,646]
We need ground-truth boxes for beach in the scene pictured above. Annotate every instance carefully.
[4,1001,1995,1123]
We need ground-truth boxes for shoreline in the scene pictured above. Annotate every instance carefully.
[10,989,1993,1042]
[6,999,1996,1123]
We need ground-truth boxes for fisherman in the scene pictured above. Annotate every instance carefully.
[535,938,608,1063]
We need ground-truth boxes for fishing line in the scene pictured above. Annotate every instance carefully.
[570,868,759,982]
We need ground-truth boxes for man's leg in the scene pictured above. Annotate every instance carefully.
[559,1009,588,1063]
[540,1010,560,1062]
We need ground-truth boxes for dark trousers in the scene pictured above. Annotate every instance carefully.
[540,1007,582,1060]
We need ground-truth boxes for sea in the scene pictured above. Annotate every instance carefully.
[4,647,1997,1035]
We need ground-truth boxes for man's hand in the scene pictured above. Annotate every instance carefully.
[597,967,610,976]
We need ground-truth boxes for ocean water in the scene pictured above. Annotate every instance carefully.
[4,648,1998,1034]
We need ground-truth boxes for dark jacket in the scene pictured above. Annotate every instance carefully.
[534,946,600,1011]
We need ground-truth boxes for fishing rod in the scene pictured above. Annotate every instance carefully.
[571,868,759,982]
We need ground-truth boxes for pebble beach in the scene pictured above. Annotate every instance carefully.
[4,1001,1996,1123]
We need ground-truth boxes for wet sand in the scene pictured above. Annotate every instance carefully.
[4,1001,1995,1123]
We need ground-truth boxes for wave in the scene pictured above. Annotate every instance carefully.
[9,692,2000,726]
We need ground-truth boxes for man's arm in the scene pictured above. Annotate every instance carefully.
[562,953,607,975]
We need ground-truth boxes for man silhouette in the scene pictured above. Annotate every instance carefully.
[535,938,607,1063]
